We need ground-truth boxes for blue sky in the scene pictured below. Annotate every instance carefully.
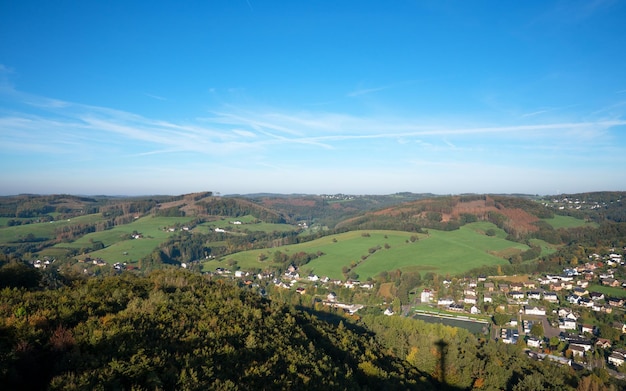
[1,1,625,196]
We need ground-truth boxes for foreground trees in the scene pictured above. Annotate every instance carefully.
[0,270,435,390]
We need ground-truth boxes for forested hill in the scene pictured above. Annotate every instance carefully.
[334,195,550,236]
[334,192,626,238]
[0,270,438,390]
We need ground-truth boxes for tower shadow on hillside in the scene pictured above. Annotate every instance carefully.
[436,339,448,388]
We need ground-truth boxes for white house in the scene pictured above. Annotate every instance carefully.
[559,318,577,330]
[421,289,432,303]
[524,306,546,316]
[570,345,585,357]
[566,295,581,305]
[609,349,626,367]
[511,291,525,300]
[464,295,477,305]
[609,353,626,367]
[543,292,558,303]
[527,337,542,348]
[437,298,455,306]
[464,288,476,296]
[580,324,594,334]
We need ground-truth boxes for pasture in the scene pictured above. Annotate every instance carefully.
[542,215,596,229]
[202,222,528,279]
[54,216,195,263]
[197,215,296,233]
[0,214,104,243]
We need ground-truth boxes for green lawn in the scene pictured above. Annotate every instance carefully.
[542,215,596,229]
[202,222,527,279]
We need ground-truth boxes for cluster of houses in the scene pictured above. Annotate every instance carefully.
[420,249,626,369]
[543,196,617,211]
[77,256,107,267]
[270,264,375,291]
[426,251,625,315]
[32,258,53,269]
[213,264,374,294]
[211,263,374,314]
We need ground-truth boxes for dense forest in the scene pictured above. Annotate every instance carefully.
[0,269,438,390]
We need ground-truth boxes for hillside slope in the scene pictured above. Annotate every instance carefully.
[0,270,437,390]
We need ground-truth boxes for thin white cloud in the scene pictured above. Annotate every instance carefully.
[347,85,390,97]
[520,110,549,118]
[144,93,167,101]
[232,129,257,138]
[2,88,626,166]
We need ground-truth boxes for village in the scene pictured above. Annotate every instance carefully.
[420,249,626,372]
[210,247,626,374]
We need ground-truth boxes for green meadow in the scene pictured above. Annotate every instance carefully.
[54,216,195,263]
[202,222,528,279]
[0,214,104,243]
[529,238,558,256]
[197,215,296,233]
[542,215,596,229]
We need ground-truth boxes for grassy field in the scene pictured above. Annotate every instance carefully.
[0,217,34,228]
[197,215,296,233]
[529,238,559,257]
[0,214,105,243]
[53,216,196,263]
[202,222,528,279]
[542,215,596,229]
[588,283,626,298]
